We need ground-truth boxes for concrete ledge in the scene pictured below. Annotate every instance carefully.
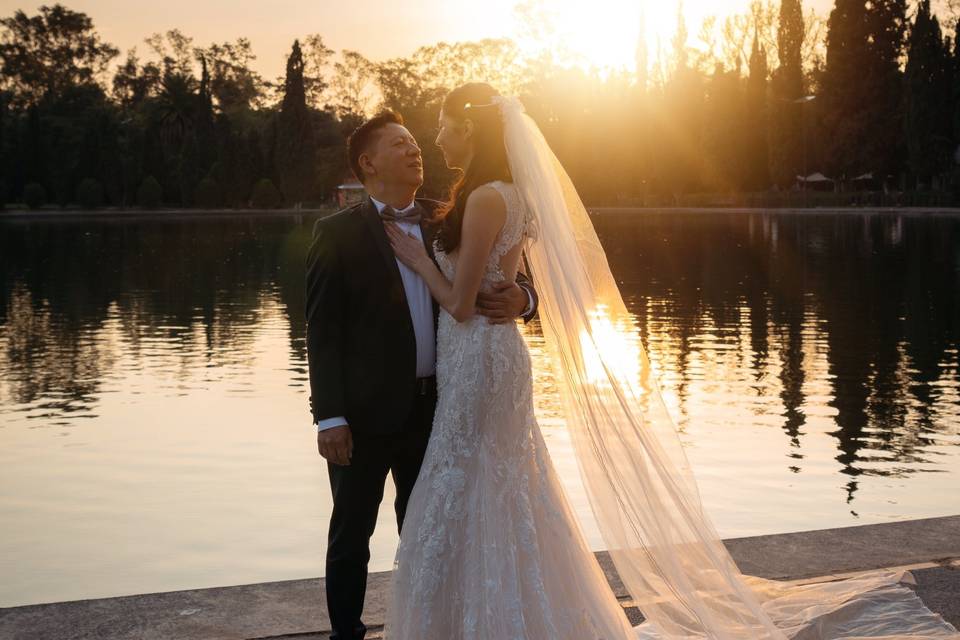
[2,515,958,640]
[588,206,960,216]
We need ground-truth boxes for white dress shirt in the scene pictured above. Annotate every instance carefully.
[316,197,436,432]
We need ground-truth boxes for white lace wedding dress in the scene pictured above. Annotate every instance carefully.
[383,96,958,640]
[383,180,637,639]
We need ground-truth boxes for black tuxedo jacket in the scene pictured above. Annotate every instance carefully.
[305,195,539,437]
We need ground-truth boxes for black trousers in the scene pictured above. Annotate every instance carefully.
[325,384,436,639]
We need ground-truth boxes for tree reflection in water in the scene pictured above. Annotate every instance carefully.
[1,210,958,505]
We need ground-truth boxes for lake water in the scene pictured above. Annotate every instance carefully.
[1,209,959,608]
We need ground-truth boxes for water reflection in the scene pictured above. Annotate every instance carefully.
[591,212,960,491]
[1,210,958,607]
[0,216,312,413]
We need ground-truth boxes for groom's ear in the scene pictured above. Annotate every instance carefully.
[357,152,375,181]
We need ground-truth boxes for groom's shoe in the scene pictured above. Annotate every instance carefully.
[330,622,367,639]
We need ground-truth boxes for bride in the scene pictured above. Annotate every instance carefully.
[382,82,959,639]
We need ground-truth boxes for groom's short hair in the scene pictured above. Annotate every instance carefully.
[347,110,405,184]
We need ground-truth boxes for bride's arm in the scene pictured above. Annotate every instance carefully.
[386,186,505,323]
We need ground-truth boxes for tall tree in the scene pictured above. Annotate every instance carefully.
[636,8,649,93]
[112,49,161,109]
[747,28,772,190]
[301,34,333,109]
[331,50,375,119]
[197,38,264,113]
[953,21,960,153]
[820,0,906,183]
[672,1,690,73]
[153,69,201,205]
[770,0,805,187]
[904,0,951,186]
[0,4,118,107]
[144,29,195,78]
[276,40,317,207]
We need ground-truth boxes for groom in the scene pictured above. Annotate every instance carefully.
[305,110,538,640]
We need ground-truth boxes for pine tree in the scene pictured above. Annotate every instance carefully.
[747,28,771,190]
[904,0,951,186]
[276,39,317,208]
[770,0,804,187]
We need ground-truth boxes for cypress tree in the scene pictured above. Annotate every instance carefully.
[770,0,804,187]
[195,54,216,183]
[821,0,868,179]
[953,22,960,144]
[821,0,906,184]
[747,28,771,191]
[276,40,317,208]
[904,0,950,186]
[865,0,908,182]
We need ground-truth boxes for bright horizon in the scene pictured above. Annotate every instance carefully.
[1,0,839,81]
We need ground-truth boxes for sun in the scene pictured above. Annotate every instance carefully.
[512,0,678,74]
[510,1,757,76]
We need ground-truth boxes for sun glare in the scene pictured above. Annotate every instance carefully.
[580,304,643,393]
[512,0,761,75]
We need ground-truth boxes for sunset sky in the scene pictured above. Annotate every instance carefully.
[1,0,839,80]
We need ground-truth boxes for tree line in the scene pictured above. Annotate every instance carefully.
[1,1,958,210]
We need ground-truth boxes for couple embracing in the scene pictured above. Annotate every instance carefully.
[306,83,959,640]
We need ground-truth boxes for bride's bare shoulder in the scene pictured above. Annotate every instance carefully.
[464,184,507,228]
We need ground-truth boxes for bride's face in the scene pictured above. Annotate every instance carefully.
[435,109,472,170]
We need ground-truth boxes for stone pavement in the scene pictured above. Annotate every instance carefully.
[2,515,958,640]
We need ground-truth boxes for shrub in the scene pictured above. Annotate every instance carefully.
[137,176,162,209]
[24,182,46,209]
[251,178,281,209]
[76,178,104,209]
[194,177,221,208]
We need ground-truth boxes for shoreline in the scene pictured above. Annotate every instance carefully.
[2,204,960,221]
[2,515,958,639]
[0,207,337,222]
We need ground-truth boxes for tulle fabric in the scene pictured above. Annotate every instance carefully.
[495,94,959,639]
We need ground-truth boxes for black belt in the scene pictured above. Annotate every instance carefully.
[416,375,436,396]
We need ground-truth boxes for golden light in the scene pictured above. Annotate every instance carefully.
[510,0,770,75]
[580,304,643,393]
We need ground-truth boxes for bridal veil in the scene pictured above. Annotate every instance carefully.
[494,93,959,639]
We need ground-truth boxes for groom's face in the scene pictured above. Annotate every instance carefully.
[362,123,423,190]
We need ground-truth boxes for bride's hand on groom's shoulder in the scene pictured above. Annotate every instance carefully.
[385,223,430,272]
[317,425,353,466]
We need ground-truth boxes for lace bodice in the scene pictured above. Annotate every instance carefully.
[433,180,531,291]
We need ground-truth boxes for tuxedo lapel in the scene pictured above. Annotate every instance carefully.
[418,212,438,265]
[360,197,409,309]
[417,202,442,323]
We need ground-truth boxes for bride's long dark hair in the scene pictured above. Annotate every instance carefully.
[436,82,512,253]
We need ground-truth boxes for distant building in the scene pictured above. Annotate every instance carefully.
[795,172,835,192]
[337,179,366,208]
[851,172,876,190]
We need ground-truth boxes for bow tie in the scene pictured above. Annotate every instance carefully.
[379,203,423,225]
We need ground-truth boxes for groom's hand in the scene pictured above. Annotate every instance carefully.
[477,281,528,324]
[317,425,353,466]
